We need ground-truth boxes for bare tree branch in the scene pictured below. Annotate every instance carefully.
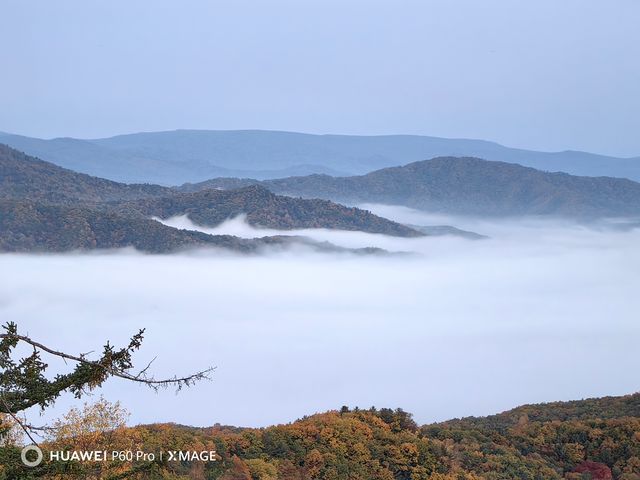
[0,394,40,446]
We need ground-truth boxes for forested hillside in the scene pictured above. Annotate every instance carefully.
[6,394,636,479]
[133,394,640,479]
[145,394,640,479]
[118,185,421,236]
[0,145,420,252]
[184,157,640,218]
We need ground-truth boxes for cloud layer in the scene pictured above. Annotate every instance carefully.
[1,206,639,429]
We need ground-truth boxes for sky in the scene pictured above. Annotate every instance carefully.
[3,207,640,429]
[1,0,639,157]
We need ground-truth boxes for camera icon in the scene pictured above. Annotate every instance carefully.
[21,445,43,467]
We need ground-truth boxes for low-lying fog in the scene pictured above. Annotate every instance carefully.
[1,205,639,430]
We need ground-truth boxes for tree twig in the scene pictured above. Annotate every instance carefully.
[0,394,40,446]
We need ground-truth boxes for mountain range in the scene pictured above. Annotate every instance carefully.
[0,144,419,253]
[184,157,640,218]
[2,129,639,185]
[4,137,640,254]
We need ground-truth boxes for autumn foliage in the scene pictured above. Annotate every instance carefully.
[33,395,635,480]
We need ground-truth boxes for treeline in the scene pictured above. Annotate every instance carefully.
[2,395,640,479]
[175,400,639,480]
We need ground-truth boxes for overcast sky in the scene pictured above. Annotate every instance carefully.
[2,0,639,156]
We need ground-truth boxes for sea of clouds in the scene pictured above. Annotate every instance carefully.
[1,205,639,430]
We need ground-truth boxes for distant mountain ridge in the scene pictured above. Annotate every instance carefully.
[1,129,639,184]
[0,144,421,253]
[184,157,640,218]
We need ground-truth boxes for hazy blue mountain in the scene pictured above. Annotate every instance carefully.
[2,130,639,184]
[0,133,163,184]
[183,157,640,218]
[0,143,167,204]
[0,132,347,184]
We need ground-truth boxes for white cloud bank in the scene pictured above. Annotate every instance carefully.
[1,205,639,429]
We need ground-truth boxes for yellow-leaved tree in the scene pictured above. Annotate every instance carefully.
[46,397,143,479]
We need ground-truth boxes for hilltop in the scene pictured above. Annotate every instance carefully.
[185,157,640,218]
[117,184,420,236]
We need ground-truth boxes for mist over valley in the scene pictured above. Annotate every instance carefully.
[2,206,638,428]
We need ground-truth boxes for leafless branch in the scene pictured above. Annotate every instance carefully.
[0,394,40,446]
[135,356,157,379]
